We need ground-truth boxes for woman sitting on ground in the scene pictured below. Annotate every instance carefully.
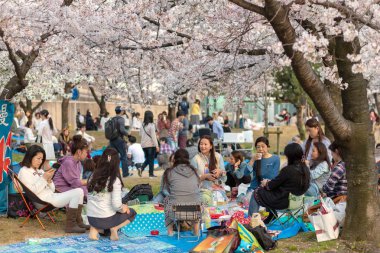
[246,136,280,200]
[191,135,226,206]
[53,135,90,198]
[18,145,88,233]
[87,147,136,241]
[58,127,72,155]
[305,142,331,197]
[322,141,347,198]
[163,149,201,236]
[225,150,252,189]
[248,143,310,216]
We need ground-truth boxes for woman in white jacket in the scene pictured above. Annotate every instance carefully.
[37,110,56,161]
[18,145,88,233]
[87,148,136,241]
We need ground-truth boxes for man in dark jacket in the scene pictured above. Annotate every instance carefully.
[109,106,132,177]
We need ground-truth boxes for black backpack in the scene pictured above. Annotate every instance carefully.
[105,117,120,140]
[243,224,277,250]
[122,184,153,203]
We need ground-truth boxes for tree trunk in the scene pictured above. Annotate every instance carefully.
[61,82,73,129]
[89,86,108,117]
[324,82,341,141]
[99,96,108,117]
[168,103,176,122]
[263,101,269,138]
[261,0,380,242]
[295,103,305,140]
[335,36,380,242]
[19,98,44,121]
[235,107,242,128]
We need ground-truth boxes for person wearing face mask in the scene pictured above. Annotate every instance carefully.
[191,135,226,206]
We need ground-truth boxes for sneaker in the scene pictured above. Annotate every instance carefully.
[149,175,158,178]
[138,168,142,177]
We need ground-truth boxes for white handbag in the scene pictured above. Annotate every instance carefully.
[308,198,340,242]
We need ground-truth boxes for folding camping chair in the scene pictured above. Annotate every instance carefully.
[8,168,57,230]
[267,193,305,229]
[172,204,202,241]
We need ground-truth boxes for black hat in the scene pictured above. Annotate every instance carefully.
[115,106,125,113]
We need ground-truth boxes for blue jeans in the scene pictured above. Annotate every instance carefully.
[248,191,260,216]
[142,147,156,176]
[109,138,129,177]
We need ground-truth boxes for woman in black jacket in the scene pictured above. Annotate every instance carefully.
[248,143,310,216]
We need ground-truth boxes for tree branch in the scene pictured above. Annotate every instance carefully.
[61,0,74,7]
[264,0,351,140]
[228,0,266,16]
[311,0,380,31]
[32,100,44,113]
[143,16,267,56]
[89,86,101,106]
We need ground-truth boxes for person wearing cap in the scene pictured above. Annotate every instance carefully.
[109,106,132,177]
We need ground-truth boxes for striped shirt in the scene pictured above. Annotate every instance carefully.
[322,161,347,198]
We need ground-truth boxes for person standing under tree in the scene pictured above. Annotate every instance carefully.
[37,109,56,166]
[109,106,132,177]
[178,97,190,117]
[139,110,160,178]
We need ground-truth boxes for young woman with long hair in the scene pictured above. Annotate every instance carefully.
[37,109,56,163]
[162,149,201,236]
[305,142,331,197]
[248,143,310,216]
[191,135,226,206]
[18,145,86,233]
[303,118,332,162]
[87,148,136,241]
[225,150,252,188]
[139,110,160,177]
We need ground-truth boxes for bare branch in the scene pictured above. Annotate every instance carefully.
[228,0,266,16]
[119,40,184,51]
[15,50,28,60]
[202,46,267,56]
[89,86,101,106]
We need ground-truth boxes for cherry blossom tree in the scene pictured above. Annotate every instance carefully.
[226,0,380,242]
[1,0,379,242]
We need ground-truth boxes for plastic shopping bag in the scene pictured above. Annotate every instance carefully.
[308,198,339,242]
